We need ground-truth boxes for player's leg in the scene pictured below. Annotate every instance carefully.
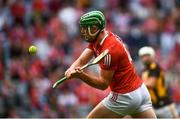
[155,103,179,118]
[131,108,157,118]
[130,83,157,118]
[86,101,123,118]
[167,103,179,118]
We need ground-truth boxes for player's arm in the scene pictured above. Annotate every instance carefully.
[65,48,94,77]
[74,68,114,90]
[143,69,159,88]
[143,76,156,88]
[71,48,93,67]
[67,47,115,90]
[68,51,115,90]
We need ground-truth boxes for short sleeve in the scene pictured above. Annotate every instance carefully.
[100,54,117,70]
[99,49,118,71]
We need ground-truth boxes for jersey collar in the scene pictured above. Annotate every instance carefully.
[93,31,110,50]
[100,33,109,46]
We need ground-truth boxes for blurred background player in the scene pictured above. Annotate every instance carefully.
[65,10,156,118]
[138,46,179,118]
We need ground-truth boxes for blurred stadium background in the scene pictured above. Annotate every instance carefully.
[0,0,180,118]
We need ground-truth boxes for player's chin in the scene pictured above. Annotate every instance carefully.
[85,38,96,43]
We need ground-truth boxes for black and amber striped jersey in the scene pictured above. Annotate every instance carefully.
[141,62,172,109]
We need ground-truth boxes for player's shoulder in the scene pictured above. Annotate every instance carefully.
[103,32,124,49]
[101,33,125,60]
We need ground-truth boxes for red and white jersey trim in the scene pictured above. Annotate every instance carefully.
[104,54,111,67]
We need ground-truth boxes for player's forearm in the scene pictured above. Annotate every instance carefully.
[70,49,94,68]
[70,59,84,69]
[79,72,108,90]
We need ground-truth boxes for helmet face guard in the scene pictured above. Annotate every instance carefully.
[80,24,101,42]
[79,11,106,42]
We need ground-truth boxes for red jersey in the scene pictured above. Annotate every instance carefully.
[87,32,142,94]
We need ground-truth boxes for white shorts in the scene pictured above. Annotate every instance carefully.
[102,83,153,116]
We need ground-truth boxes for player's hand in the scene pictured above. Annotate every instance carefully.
[65,67,74,79]
[65,67,83,79]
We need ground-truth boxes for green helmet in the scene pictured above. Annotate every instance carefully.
[80,10,106,29]
[79,10,106,42]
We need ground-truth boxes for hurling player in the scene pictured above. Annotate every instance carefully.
[139,46,179,118]
[65,10,156,118]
